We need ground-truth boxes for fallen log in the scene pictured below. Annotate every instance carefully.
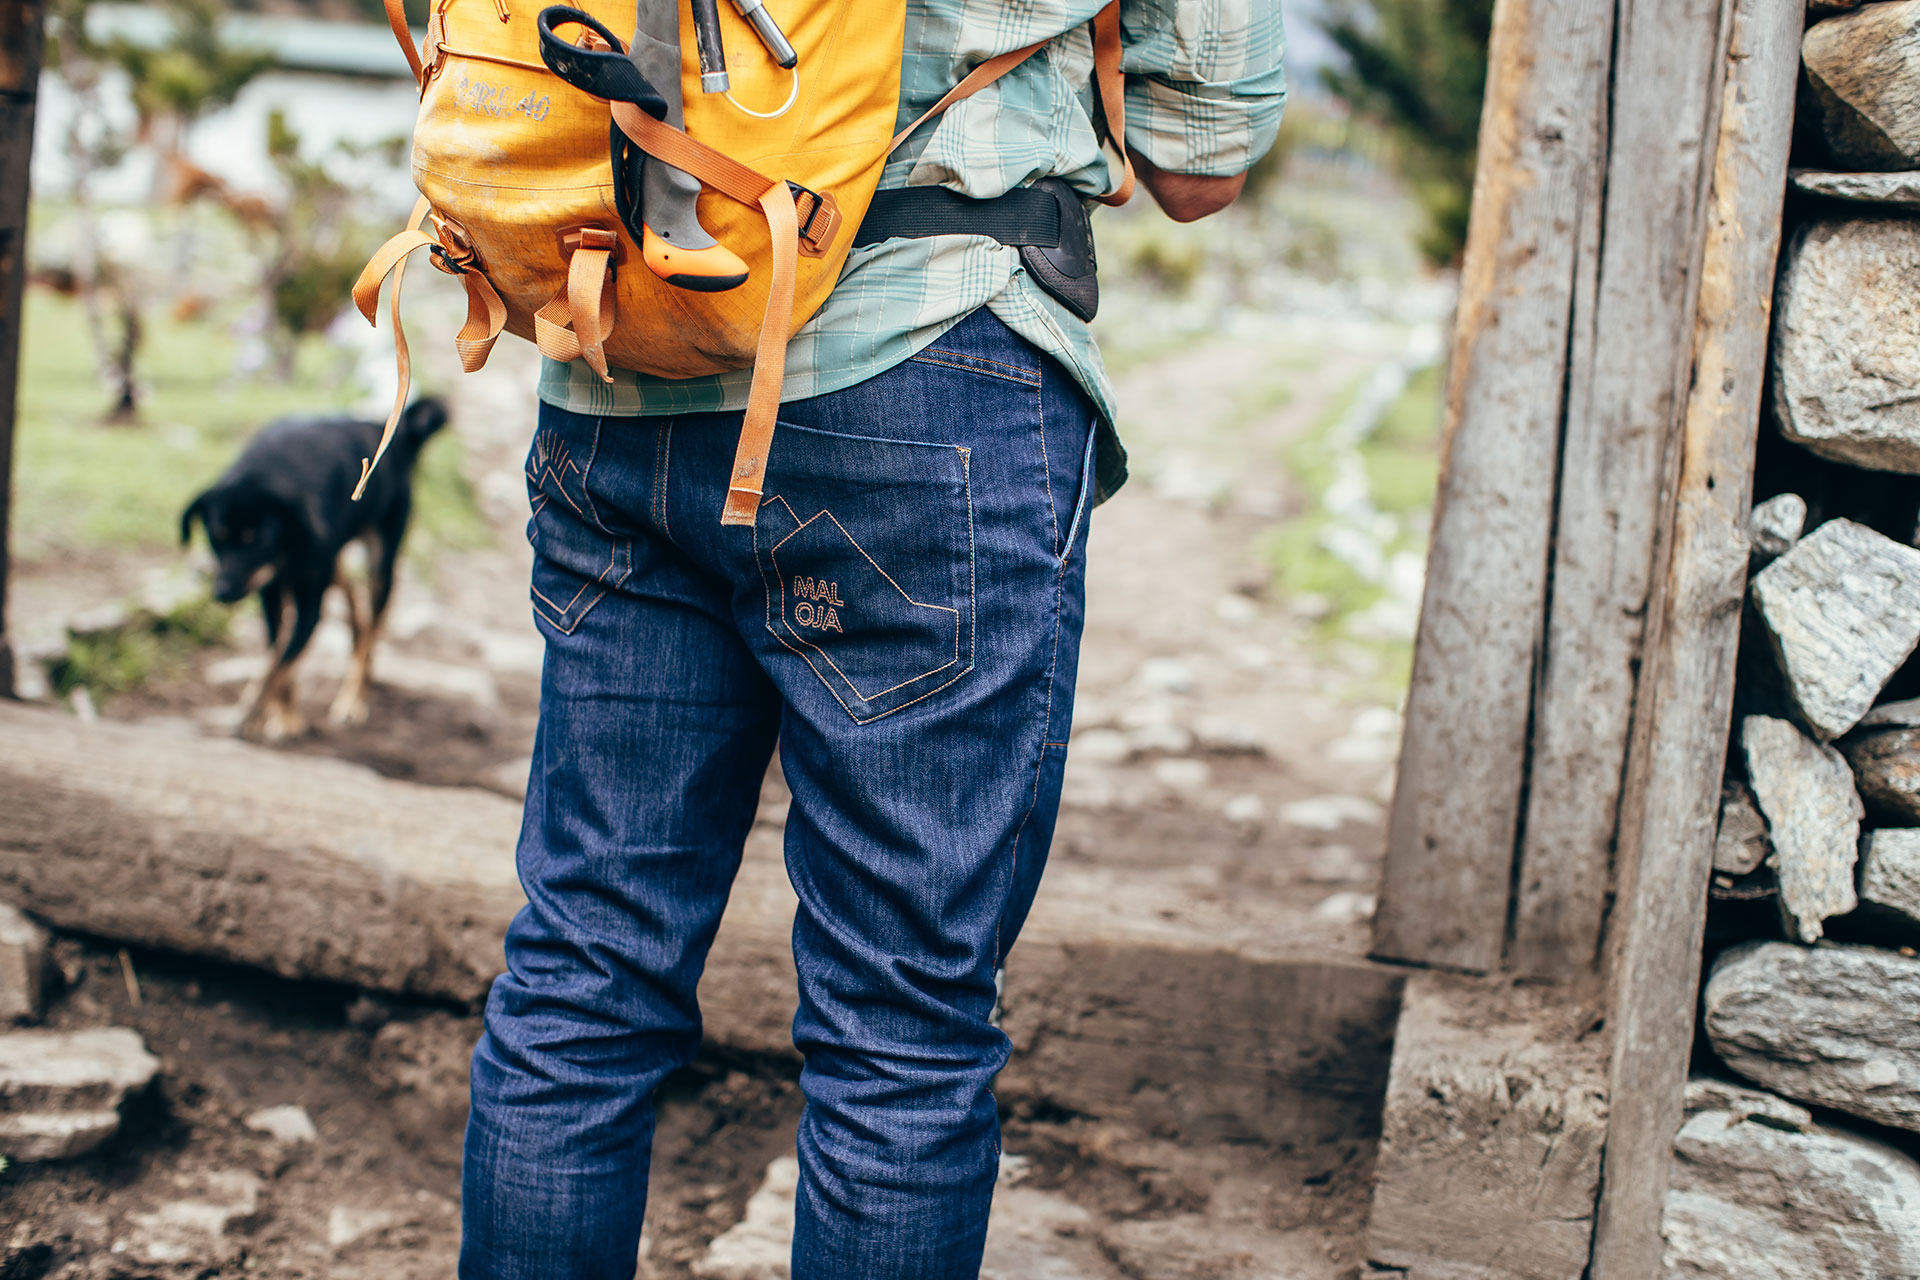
[0,704,1405,1146]
[0,702,797,1050]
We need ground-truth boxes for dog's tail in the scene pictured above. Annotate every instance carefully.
[399,396,450,449]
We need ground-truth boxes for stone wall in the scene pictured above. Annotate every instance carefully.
[1674,3,1920,1271]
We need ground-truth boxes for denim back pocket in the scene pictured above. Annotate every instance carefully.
[755,421,975,723]
[526,421,632,635]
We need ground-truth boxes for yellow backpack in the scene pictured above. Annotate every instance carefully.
[353,0,1129,524]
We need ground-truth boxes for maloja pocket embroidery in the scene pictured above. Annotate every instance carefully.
[759,492,975,723]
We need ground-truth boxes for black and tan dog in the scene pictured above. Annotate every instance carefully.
[181,399,449,741]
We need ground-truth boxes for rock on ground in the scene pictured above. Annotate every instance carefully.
[1663,1078,1920,1279]
[1773,218,1920,475]
[1858,829,1920,936]
[693,1157,797,1280]
[1741,716,1861,942]
[1704,942,1920,1135]
[1713,780,1770,877]
[120,1170,264,1267]
[1841,725,1920,822]
[1803,2,1920,168]
[1751,520,1920,739]
[244,1103,318,1145]
[691,1156,1125,1280]
[1792,168,1920,205]
[1097,1215,1338,1280]
[0,1026,160,1161]
[1748,493,1806,565]
[0,901,48,1022]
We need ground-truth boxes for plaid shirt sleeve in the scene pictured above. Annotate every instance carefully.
[1118,0,1288,177]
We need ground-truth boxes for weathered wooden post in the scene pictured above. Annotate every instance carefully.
[0,0,43,701]
[1365,0,1807,1272]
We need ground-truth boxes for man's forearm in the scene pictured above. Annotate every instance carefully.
[1127,148,1248,222]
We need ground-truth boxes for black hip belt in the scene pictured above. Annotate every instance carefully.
[852,177,1101,321]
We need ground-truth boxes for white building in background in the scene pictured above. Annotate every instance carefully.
[30,4,423,213]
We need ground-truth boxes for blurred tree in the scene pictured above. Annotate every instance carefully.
[108,0,274,193]
[46,0,273,420]
[44,0,142,420]
[257,110,388,377]
[1318,0,1493,266]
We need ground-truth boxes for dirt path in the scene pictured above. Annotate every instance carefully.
[6,291,1440,1278]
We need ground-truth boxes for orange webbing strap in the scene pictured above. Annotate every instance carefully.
[452,266,508,372]
[566,236,617,381]
[384,0,425,88]
[723,183,799,526]
[610,101,800,525]
[884,1,1133,208]
[888,38,1052,154]
[531,239,616,378]
[1088,2,1135,206]
[349,196,506,499]
[351,197,429,500]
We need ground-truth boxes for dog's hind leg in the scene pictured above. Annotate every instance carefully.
[328,537,384,726]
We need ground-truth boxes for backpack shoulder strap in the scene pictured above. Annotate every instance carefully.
[887,2,1135,205]
[384,0,425,88]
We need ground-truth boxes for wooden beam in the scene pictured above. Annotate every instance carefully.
[1588,0,1804,1271]
[0,0,43,701]
[1375,0,1615,972]
[1510,0,1738,979]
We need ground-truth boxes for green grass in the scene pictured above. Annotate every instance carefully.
[14,287,487,566]
[1362,362,1444,516]
[46,594,236,700]
[1266,364,1442,689]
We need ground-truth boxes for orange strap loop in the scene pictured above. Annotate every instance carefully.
[349,195,506,499]
[531,232,618,379]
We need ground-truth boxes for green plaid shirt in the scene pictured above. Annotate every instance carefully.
[537,0,1287,504]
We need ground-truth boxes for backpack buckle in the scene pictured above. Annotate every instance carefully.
[788,182,840,259]
[428,215,479,275]
[559,224,626,264]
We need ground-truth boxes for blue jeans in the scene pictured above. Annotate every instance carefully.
[461,309,1098,1280]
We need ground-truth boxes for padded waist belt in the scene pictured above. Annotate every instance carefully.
[854,186,1063,247]
[852,178,1100,320]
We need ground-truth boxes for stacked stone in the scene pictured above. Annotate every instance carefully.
[1666,4,1920,1273]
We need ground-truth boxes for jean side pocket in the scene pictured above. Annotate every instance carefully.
[754,422,975,724]
[1060,420,1099,565]
[526,420,631,635]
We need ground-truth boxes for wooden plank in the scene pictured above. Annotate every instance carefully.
[998,945,1404,1149]
[1588,0,1805,1272]
[1366,972,1608,1280]
[1510,0,1736,978]
[0,0,43,701]
[1374,0,1616,972]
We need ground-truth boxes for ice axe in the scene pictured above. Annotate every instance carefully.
[537,5,749,292]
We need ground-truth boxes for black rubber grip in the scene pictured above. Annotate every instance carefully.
[537,7,668,119]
